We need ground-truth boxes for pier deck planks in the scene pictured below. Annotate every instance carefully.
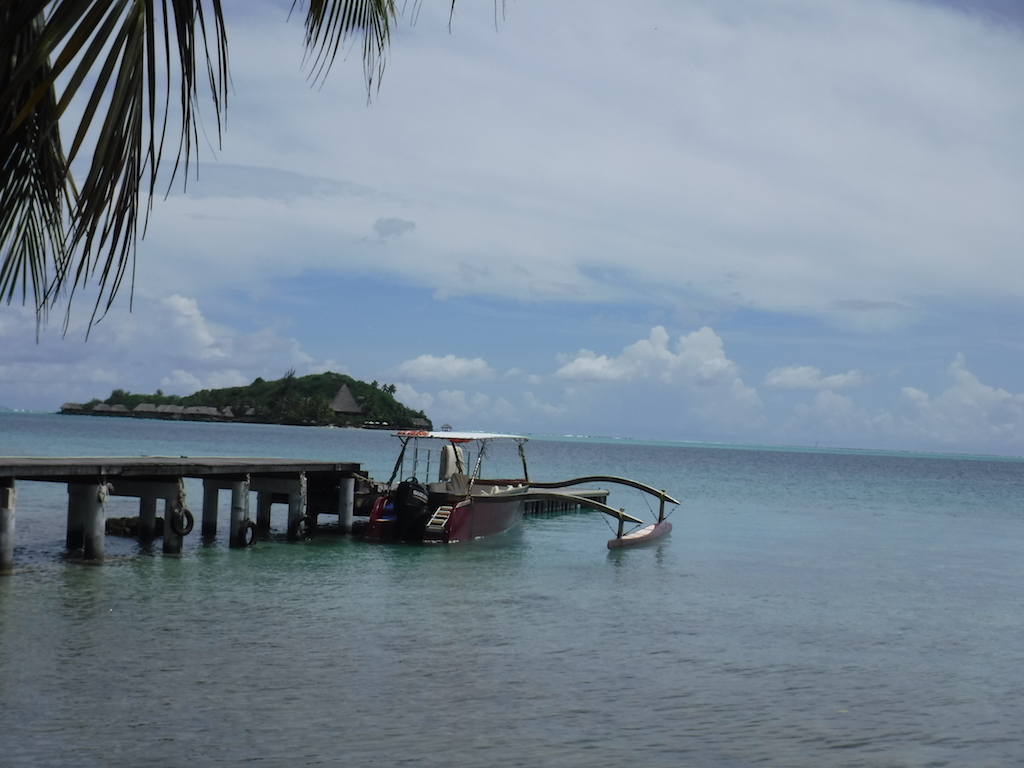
[0,457,362,483]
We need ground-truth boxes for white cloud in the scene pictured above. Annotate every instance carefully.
[5,1,1024,457]
[556,326,753,390]
[522,392,566,417]
[161,370,203,393]
[160,295,227,360]
[769,354,1024,452]
[549,326,763,439]
[764,365,870,390]
[426,389,516,430]
[437,389,489,414]
[396,354,496,381]
[898,353,1024,447]
[0,295,332,408]
[120,0,1024,329]
[784,390,895,444]
[393,383,434,413]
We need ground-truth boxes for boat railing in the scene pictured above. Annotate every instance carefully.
[394,445,476,485]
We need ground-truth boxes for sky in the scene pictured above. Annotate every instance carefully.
[2,0,1024,455]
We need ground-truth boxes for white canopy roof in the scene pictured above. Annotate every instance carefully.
[393,430,528,443]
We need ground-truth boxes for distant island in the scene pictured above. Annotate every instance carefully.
[59,370,431,430]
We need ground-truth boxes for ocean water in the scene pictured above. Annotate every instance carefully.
[1,412,1023,767]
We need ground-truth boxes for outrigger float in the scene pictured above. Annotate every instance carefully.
[363,431,679,549]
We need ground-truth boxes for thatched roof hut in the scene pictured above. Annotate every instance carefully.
[330,384,362,415]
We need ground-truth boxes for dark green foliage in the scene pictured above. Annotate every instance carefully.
[97,389,181,410]
[89,371,430,428]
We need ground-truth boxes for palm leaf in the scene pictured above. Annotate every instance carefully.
[0,4,69,315]
[1,0,398,331]
[295,0,395,92]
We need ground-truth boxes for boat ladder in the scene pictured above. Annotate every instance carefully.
[425,506,453,532]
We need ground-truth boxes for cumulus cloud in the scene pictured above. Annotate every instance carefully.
[548,326,763,439]
[770,354,1024,452]
[784,390,894,444]
[437,389,489,413]
[899,353,1024,446]
[764,365,870,390]
[396,354,496,381]
[427,389,517,429]
[556,326,752,390]
[522,392,566,416]
[0,295,331,409]
[162,368,251,392]
[393,383,434,412]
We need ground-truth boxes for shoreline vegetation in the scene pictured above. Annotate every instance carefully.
[59,370,432,430]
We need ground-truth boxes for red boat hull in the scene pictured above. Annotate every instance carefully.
[366,488,527,544]
[437,493,526,544]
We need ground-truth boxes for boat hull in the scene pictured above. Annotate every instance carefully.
[366,486,528,544]
[607,520,672,549]
[428,490,527,544]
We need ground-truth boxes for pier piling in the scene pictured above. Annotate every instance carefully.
[139,494,158,542]
[163,496,182,555]
[0,457,362,571]
[66,485,86,551]
[340,476,355,534]
[1,479,15,573]
[76,483,105,562]
[229,479,251,548]
[202,482,219,539]
[287,474,308,541]
[256,491,273,539]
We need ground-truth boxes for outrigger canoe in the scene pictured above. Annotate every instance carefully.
[363,431,680,548]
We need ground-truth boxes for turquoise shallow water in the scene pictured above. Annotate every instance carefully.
[2,413,1023,766]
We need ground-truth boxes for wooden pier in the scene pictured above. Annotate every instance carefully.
[0,457,364,573]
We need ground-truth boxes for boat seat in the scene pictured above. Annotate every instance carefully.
[428,473,470,496]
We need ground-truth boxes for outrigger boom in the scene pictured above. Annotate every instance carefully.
[521,490,645,524]
[526,476,680,549]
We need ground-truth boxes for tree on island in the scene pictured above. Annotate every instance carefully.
[83,370,430,427]
[0,1,434,328]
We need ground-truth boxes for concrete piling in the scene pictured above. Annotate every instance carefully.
[201,482,219,539]
[106,480,182,548]
[286,474,308,541]
[162,497,182,556]
[229,479,251,548]
[78,483,105,562]
[1,479,15,574]
[163,479,189,556]
[138,494,158,542]
[339,476,355,534]
[256,491,273,539]
[66,484,86,551]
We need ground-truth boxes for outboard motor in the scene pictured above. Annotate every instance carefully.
[394,479,430,542]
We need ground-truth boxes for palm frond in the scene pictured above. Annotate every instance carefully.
[0,5,70,315]
[2,0,398,331]
[294,0,395,93]
[1,0,230,330]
